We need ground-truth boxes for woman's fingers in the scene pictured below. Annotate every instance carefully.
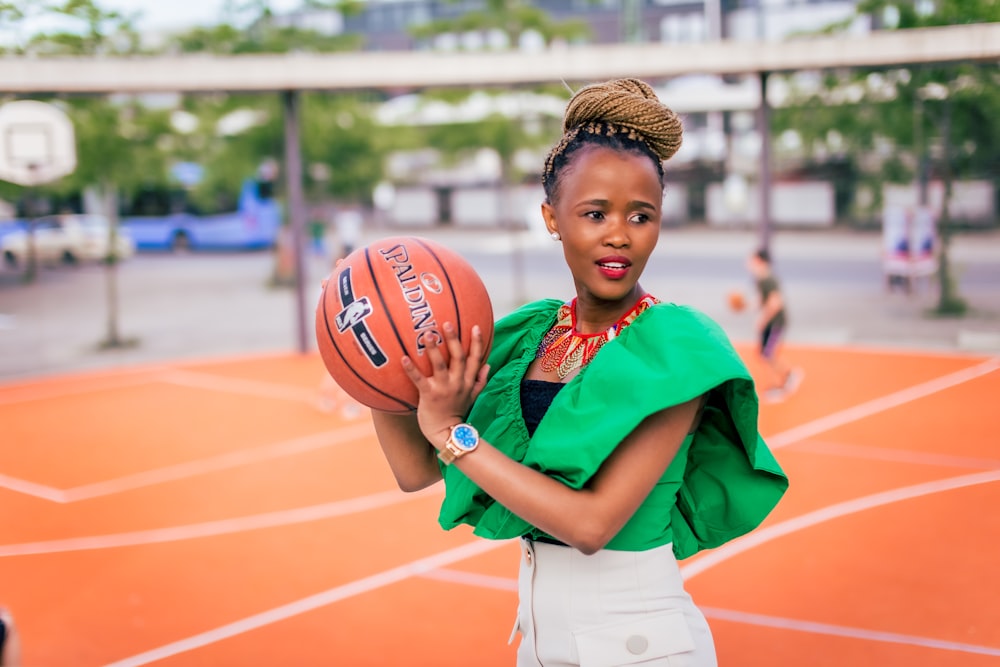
[403,322,485,393]
[400,356,426,386]
[464,324,485,385]
[442,322,466,370]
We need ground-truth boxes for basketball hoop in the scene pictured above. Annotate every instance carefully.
[0,100,77,187]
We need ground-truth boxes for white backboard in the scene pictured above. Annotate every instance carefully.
[0,100,77,186]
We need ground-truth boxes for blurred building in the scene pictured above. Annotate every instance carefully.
[270,0,994,229]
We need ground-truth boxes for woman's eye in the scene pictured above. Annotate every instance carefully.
[585,211,605,221]
[629,213,651,224]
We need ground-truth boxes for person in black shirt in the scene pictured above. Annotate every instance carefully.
[747,248,803,402]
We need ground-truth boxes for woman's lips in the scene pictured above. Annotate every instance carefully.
[596,257,631,279]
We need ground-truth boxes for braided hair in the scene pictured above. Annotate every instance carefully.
[542,78,683,204]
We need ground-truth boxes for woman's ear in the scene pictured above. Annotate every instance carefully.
[541,202,557,236]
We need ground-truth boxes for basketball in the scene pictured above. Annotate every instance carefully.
[727,289,746,312]
[315,236,495,414]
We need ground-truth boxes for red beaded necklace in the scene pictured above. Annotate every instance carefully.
[536,294,659,380]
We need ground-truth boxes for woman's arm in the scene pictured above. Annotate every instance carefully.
[446,396,702,554]
[404,321,704,555]
[370,410,442,492]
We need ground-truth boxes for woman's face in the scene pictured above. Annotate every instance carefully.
[542,145,663,309]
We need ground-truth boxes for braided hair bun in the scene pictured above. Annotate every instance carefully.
[563,78,682,161]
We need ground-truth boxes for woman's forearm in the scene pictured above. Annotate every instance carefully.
[370,409,443,491]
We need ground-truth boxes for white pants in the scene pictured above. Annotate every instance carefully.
[511,539,717,667]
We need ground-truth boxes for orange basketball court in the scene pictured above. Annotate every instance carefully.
[1,341,998,666]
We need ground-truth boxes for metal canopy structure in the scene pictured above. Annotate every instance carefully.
[2,22,996,353]
[0,23,997,93]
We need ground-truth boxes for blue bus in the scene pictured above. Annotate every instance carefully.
[121,178,282,252]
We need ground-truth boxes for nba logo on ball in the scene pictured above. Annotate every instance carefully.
[334,297,372,333]
[315,236,495,414]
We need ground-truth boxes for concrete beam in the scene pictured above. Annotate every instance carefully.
[0,23,997,94]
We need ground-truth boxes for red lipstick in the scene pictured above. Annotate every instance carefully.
[596,255,631,280]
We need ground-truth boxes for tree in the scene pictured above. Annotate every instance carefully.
[402,0,590,224]
[409,0,590,49]
[301,92,390,206]
[9,0,168,347]
[164,2,390,292]
[772,0,1000,315]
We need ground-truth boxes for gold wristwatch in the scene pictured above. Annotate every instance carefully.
[438,423,480,466]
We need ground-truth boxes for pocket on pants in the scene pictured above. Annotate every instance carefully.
[573,609,695,667]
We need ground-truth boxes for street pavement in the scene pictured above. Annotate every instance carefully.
[1,224,998,382]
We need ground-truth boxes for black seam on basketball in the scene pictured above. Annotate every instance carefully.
[365,243,413,370]
[412,237,462,333]
[320,268,413,412]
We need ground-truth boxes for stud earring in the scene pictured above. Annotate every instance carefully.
[550,232,561,241]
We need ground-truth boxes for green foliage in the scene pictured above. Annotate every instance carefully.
[0,1,167,210]
[0,0,383,214]
[163,5,376,208]
[179,94,285,211]
[410,0,590,47]
[61,98,171,198]
[401,0,582,187]
[301,93,388,205]
[12,0,142,55]
[773,1,1000,199]
[0,1,25,25]
[858,0,1000,28]
[776,0,1000,315]
[172,21,362,54]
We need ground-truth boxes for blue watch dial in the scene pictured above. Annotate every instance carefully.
[452,424,478,451]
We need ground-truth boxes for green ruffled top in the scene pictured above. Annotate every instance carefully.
[437,299,788,560]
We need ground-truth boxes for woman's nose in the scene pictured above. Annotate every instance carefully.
[603,219,630,247]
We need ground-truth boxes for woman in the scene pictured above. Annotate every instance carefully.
[372,78,788,667]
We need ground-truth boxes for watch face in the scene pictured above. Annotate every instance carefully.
[452,424,479,451]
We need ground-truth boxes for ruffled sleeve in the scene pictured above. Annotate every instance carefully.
[437,302,788,558]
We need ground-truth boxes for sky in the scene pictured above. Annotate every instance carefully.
[6,0,304,41]
[101,0,301,32]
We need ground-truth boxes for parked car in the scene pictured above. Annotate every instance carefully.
[121,178,282,252]
[0,218,28,243]
[1,214,135,268]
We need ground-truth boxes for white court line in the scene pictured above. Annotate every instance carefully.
[701,607,1000,657]
[797,440,1000,471]
[158,369,319,403]
[0,473,65,502]
[679,468,1000,581]
[419,567,518,592]
[766,357,999,450]
[102,539,508,667]
[0,367,174,406]
[0,487,441,557]
[62,424,373,502]
[413,568,1000,657]
[0,365,320,407]
[0,424,373,503]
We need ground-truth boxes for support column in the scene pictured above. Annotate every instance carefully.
[757,70,773,253]
[283,89,309,354]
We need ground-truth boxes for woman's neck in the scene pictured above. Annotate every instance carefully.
[573,287,646,335]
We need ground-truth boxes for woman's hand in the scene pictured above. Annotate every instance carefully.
[401,322,490,450]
